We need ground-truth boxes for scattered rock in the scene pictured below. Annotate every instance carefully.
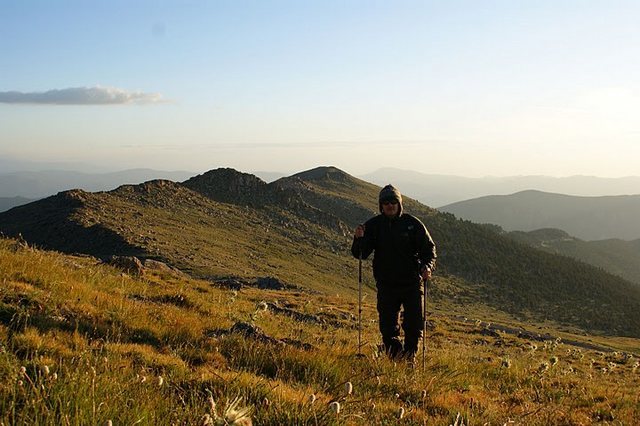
[230,322,283,346]
[213,277,247,290]
[256,276,287,290]
[280,338,316,351]
[143,259,172,272]
[229,321,315,350]
[517,330,549,342]
[107,255,144,276]
[143,259,186,277]
[480,328,501,338]
[155,293,193,308]
[266,302,323,324]
[208,276,303,291]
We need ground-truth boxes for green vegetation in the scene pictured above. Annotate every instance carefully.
[507,228,640,286]
[2,238,639,424]
[289,168,640,337]
[2,166,640,338]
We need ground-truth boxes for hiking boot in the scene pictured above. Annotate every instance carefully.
[401,350,417,366]
[382,338,403,360]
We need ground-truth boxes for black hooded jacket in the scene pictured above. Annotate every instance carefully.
[351,212,436,287]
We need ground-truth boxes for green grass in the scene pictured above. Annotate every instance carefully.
[2,237,639,424]
[4,168,640,338]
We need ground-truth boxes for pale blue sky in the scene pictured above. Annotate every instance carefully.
[1,1,639,176]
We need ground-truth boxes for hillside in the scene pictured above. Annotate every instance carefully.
[2,237,639,424]
[0,178,355,296]
[505,228,640,286]
[2,167,640,338]
[439,190,640,241]
[286,170,640,337]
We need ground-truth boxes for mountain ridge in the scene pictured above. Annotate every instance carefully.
[2,166,640,337]
[439,190,640,241]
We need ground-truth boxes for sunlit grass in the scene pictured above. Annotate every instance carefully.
[1,237,639,424]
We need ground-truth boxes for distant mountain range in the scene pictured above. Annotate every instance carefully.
[4,165,639,208]
[0,168,197,198]
[2,166,640,337]
[0,196,37,212]
[439,190,640,241]
[361,168,640,207]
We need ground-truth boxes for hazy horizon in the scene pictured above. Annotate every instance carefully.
[3,158,640,181]
[2,1,640,178]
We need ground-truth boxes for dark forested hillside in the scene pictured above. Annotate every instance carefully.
[505,228,640,286]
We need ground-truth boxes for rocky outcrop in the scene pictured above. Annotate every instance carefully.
[182,168,269,206]
[143,259,186,277]
[182,168,352,235]
[256,276,288,290]
[107,255,145,276]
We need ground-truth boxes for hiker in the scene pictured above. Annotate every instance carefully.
[351,184,436,362]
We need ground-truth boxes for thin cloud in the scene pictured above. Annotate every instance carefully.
[0,86,166,105]
[119,139,451,150]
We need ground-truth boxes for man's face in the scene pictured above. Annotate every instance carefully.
[381,199,399,217]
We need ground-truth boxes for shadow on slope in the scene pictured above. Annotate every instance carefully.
[0,189,144,258]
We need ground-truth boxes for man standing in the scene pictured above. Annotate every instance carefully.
[351,184,436,361]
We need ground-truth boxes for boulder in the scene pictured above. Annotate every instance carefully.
[256,276,287,290]
[143,259,186,277]
[108,255,144,276]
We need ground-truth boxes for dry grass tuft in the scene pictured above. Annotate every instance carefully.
[1,237,640,424]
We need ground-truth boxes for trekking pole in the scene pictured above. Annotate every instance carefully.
[358,249,363,357]
[422,277,428,372]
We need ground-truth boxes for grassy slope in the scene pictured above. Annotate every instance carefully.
[1,238,639,424]
[0,180,357,296]
[3,167,640,338]
[289,168,640,338]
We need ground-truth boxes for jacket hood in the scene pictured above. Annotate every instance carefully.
[378,184,403,216]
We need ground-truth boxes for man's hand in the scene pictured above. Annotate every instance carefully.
[421,267,432,281]
[354,224,365,238]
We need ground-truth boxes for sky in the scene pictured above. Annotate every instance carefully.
[1,0,640,177]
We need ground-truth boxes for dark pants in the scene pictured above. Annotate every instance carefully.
[376,283,423,359]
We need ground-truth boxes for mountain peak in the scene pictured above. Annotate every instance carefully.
[110,180,193,206]
[59,188,90,199]
[185,168,265,185]
[292,166,352,182]
[114,179,182,192]
[182,168,267,205]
